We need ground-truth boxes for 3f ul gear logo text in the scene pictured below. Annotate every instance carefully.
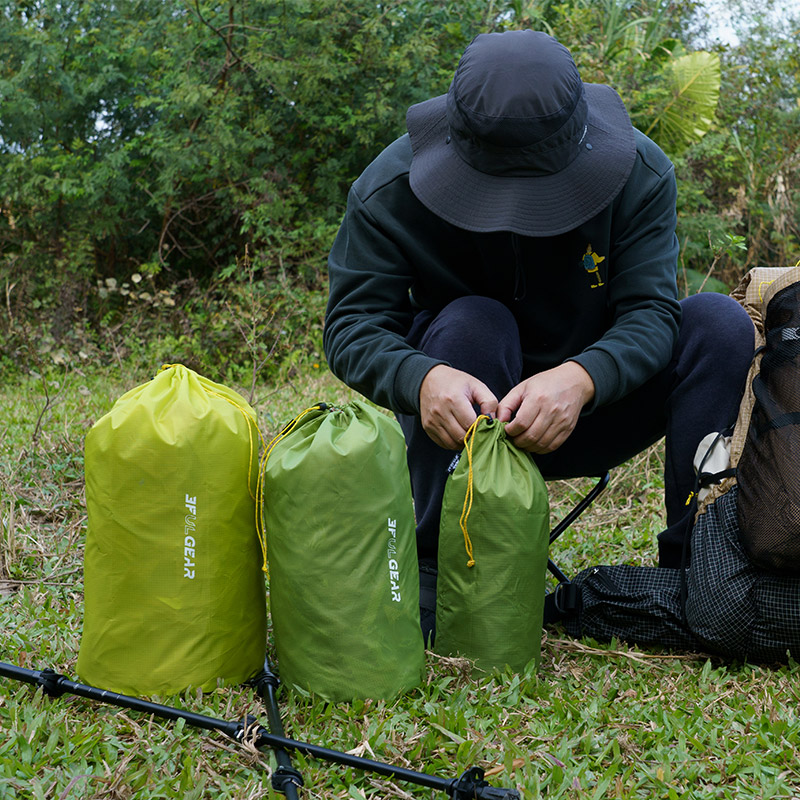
[184,494,197,579]
[582,244,605,288]
[387,517,402,602]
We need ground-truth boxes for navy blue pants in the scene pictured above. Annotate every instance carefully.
[397,293,754,569]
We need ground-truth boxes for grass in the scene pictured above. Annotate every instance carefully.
[2,361,800,799]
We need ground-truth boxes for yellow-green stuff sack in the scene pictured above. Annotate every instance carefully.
[435,416,550,672]
[77,364,266,695]
[263,400,424,701]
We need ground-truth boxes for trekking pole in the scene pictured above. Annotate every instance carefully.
[0,662,520,800]
[247,659,303,799]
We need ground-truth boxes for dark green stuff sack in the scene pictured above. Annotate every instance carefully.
[262,400,424,701]
[435,416,550,672]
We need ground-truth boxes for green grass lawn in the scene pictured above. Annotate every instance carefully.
[1,364,799,799]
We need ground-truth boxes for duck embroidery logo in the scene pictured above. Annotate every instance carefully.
[582,244,605,288]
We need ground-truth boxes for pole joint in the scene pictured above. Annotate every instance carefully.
[37,669,68,698]
[247,662,280,693]
[449,766,521,800]
[272,765,304,792]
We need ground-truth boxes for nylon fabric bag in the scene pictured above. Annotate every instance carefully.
[77,364,266,695]
[435,416,550,672]
[561,563,698,652]
[262,400,424,701]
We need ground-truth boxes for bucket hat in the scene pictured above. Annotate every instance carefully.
[406,30,637,237]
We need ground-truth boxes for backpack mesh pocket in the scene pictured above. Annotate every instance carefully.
[737,281,800,574]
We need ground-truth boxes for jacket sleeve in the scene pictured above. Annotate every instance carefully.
[569,144,682,409]
[323,181,445,415]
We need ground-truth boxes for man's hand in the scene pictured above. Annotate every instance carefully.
[419,365,498,450]
[496,362,595,453]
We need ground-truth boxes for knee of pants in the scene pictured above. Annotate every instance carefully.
[422,296,518,346]
[678,292,755,373]
[680,292,754,348]
[417,296,522,366]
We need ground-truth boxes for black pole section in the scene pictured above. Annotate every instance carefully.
[547,472,610,582]
[247,660,303,799]
[0,662,520,800]
[549,472,610,545]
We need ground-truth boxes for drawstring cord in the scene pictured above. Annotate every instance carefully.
[202,388,263,501]
[459,415,491,568]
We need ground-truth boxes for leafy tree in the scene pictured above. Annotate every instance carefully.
[0,0,501,371]
[674,0,800,280]
[0,0,796,369]
[0,3,472,305]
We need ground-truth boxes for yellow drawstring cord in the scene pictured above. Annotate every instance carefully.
[257,404,326,574]
[201,388,263,500]
[459,415,491,568]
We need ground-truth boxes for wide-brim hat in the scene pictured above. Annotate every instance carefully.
[407,30,637,237]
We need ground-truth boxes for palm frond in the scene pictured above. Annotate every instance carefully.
[645,51,721,151]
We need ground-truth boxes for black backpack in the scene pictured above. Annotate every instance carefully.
[556,267,800,662]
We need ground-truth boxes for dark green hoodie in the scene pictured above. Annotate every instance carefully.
[324,129,681,416]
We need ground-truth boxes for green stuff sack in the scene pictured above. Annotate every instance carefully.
[435,416,549,672]
[77,364,266,695]
[263,400,424,701]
